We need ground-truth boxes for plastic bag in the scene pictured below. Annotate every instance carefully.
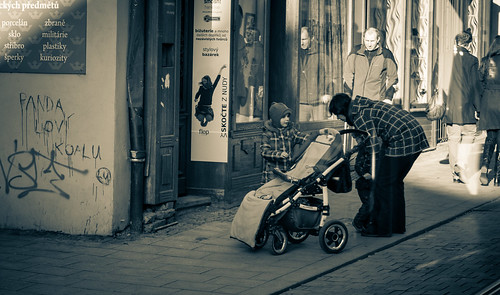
[426,93,446,121]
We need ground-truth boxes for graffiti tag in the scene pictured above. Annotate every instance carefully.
[0,142,89,199]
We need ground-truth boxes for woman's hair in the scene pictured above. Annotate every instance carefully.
[329,93,351,116]
[200,75,212,87]
[455,28,472,46]
[486,35,500,57]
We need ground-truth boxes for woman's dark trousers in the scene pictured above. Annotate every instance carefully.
[372,152,421,235]
[481,130,500,185]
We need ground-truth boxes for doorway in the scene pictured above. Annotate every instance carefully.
[144,0,180,205]
[178,0,192,197]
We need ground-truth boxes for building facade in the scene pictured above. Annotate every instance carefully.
[0,0,496,235]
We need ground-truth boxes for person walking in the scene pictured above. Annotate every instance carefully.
[478,35,500,186]
[444,29,481,183]
[326,93,429,237]
[343,27,398,103]
[260,102,309,183]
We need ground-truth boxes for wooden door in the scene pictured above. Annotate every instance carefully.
[144,0,180,205]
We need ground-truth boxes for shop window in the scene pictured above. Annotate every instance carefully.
[299,0,346,122]
[234,0,266,123]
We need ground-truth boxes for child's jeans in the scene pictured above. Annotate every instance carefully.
[353,177,372,230]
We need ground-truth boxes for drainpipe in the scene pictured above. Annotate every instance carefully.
[127,0,146,233]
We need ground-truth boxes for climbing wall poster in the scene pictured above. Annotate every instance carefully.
[191,0,231,163]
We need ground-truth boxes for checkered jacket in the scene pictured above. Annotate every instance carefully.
[350,96,429,157]
[261,120,308,183]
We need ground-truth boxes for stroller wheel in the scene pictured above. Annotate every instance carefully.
[270,226,288,255]
[254,228,269,249]
[319,220,348,254]
[286,230,309,244]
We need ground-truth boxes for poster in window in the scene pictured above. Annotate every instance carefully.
[191,0,231,163]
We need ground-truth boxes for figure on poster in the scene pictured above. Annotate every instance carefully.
[194,64,227,127]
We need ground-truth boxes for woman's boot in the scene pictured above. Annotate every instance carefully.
[480,137,495,186]
[480,166,488,185]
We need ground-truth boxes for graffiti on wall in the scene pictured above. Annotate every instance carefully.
[0,140,89,199]
[0,92,112,199]
[96,167,111,185]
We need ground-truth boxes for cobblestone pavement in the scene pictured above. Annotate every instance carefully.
[281,199,500,295]
[1,145,499,295]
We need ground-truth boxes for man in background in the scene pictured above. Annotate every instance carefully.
[343,27,398,103]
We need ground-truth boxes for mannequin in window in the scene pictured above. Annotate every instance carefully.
[299,26,331,121]
[235,4,264,121]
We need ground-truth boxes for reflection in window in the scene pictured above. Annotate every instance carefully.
[299,0,346,122]
[234,0,266,123]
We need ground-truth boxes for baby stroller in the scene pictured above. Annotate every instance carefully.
[231,129,366,255]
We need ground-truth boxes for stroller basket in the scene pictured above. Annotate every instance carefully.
[282,197,322,231]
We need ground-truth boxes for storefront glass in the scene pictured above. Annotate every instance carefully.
[234,0,266,123]
[299,0,346,122]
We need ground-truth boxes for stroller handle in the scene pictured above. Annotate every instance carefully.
[274,128,369,185]
[321,158,345,178]
[339,129,368,137]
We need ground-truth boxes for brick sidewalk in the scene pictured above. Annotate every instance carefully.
[281,199,500,295]
[0,144,499,295]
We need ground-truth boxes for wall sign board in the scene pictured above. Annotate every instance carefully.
[0,0,87,74]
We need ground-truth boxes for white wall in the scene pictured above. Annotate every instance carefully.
[0,0,130,235]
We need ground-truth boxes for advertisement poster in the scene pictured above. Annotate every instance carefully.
[191,0,231,163]
[0,0,87,74]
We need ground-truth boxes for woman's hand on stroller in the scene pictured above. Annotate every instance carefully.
[319,128,339,141]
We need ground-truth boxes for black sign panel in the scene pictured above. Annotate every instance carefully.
[0,0,87,74]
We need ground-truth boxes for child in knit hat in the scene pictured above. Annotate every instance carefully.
[260,102,308,183]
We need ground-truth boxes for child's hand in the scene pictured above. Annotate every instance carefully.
[362,173,371,180]
[281,151,289,158]
[319,128,329,135]
[319,128,339,136]
[320,94,332,104]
